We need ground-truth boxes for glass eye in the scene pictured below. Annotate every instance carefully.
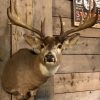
[58,44,62,49]
[41,44,44,48]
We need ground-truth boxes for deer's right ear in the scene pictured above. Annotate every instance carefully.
[23,34,42,50]
[62,33,80,50]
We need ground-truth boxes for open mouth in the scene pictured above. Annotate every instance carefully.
[43,52,57,65]
[43,57,56,64]
[44,57,56,62]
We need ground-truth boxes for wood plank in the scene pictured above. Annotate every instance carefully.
[52,0,72,18]
[32,0,53,37]
[58,55,100,73]
[0,0,11,99]
[54,72,100,93]
[54,90,100,100]
[62,37,100,54]
[53,17,100,37]
[11,0,32,54]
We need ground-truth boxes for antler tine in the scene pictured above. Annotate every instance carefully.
[60,0,98,41]
[7,7,44,38]
[41,18,45,36]
[59,15,64,35]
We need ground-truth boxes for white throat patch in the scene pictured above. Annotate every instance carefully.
[40,63,60,76]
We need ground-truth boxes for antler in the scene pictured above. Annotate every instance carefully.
[7,7,44,38]
[41,18,45,35]
[59,15,64,35]
[60,0,98,41]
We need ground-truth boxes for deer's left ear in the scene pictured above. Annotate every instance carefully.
[62,33,80,50]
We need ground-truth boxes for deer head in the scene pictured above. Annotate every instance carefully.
[7,1,97,69]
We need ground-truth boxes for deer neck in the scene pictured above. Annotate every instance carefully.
[39,63,60,77]
[40,63,60,77]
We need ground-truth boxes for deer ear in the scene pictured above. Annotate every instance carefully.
[23,34,42,52]
[62,33,80,50]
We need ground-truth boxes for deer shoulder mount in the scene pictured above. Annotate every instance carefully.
[2,1,97,100]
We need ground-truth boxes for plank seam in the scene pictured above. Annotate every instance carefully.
[55,89,100,94]
[56,71,100,74]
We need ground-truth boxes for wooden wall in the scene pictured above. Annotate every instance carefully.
[0,0,100,100]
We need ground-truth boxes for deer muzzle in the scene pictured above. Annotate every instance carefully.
[44,52,56,63]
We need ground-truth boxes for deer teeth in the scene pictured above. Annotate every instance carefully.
[52,58,55,62]
[43,56,56,63]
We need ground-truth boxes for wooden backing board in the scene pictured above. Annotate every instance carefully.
[54,72,100,93]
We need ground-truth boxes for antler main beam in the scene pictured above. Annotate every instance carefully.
[60,0,98,41]
[7,7,44,38]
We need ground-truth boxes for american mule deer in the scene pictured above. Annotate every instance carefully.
[2,1,97,100]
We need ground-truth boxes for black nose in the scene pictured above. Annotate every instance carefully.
[44,52,55,62]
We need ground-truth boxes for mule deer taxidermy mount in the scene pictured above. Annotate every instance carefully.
[2,1,97,100]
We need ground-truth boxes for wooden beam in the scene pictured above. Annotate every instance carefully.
[0,0,11,99]
[32,0,53,37]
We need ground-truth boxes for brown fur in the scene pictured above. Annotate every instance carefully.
[2,49,49,99]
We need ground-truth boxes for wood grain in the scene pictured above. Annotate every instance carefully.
[58,55,100,73]
[54,90,100,100]
[32,0,53,37]
[62,37,100,54]
[53,17,100,37]
[52,0,73,18]
[11,0,32,54]
[54,72,100,93]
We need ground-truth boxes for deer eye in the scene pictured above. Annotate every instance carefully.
[57,44,62,49]
[41,44,45,49]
